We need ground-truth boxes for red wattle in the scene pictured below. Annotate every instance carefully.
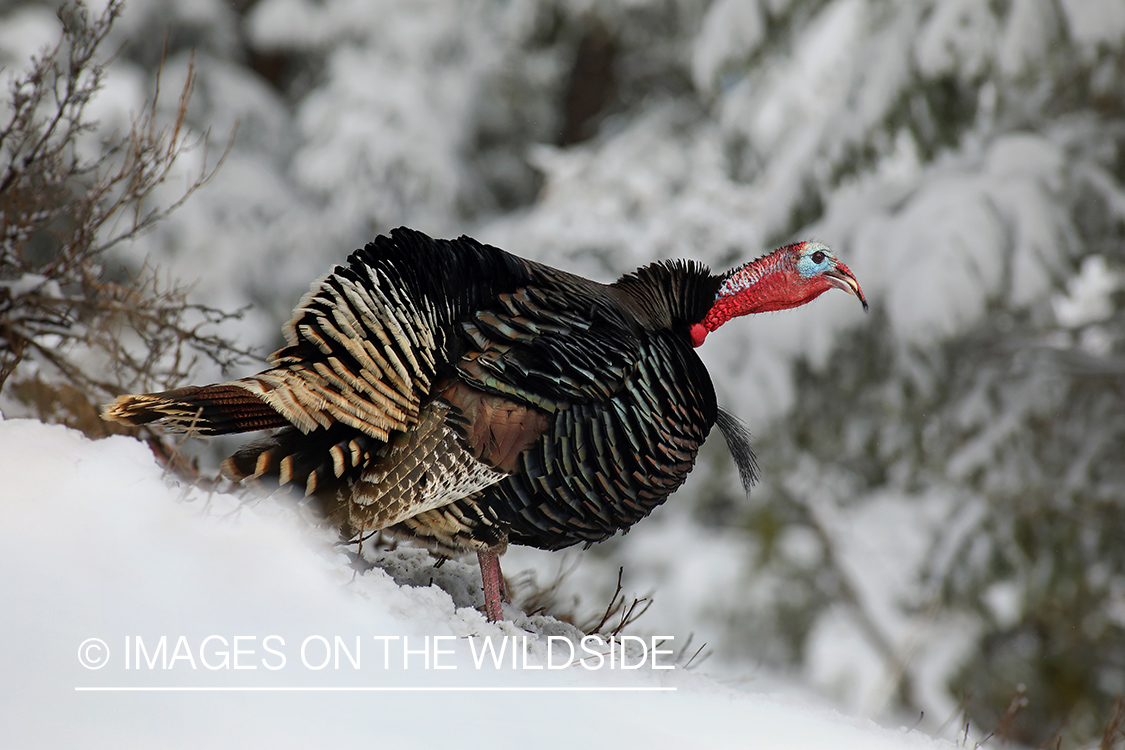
[689,323,708,347]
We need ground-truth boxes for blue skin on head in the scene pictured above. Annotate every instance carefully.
[796,243,834,279]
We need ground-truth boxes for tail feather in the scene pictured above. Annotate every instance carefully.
[102,384,290,436]
[222,425,379,498]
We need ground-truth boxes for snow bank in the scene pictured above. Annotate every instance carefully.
[0,418,955,749]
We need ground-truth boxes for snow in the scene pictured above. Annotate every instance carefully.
[818,132,1074,345]
[692,0,767,95]
[0,417,956,749]
[914,0,998,81]
[741,0,865,157]
[1059,0,1125,50]
[247,0,535,235]
[0,273,57,298]
[796,487,981,723]
[0,6,59,72]
[4,0,1125,744]
[996,0,1062,79]
[1052,254,1121,328]
[79,61,147,148]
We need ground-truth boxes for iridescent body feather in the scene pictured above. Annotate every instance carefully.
[103,228,866,620]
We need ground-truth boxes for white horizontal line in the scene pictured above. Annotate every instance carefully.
[75,686,676,692]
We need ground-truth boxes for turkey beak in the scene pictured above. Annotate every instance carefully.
[825,263,868,312]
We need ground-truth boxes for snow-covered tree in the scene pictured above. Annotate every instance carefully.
[3,0,1122,743]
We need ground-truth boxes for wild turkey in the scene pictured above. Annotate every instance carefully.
[103,227,866,621]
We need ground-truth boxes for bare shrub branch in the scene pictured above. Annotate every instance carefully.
[0,0,248,434]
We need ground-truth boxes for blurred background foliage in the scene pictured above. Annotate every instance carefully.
[1,0,1122,745]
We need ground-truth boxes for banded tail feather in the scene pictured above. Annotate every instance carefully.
[221,424,380,494]
[100,227,868,622]
[102,384,290,435]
